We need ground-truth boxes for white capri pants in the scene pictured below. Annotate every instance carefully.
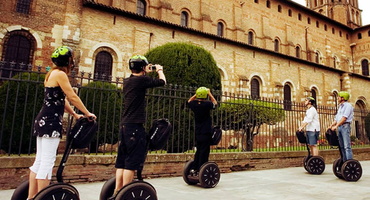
[29,137,60,180]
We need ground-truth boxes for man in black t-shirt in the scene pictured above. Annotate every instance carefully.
[188,87,217,175]
[112,55,166,197]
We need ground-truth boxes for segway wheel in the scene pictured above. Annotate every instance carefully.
[33,183,79,200]
[100,177,116,200]
[115,181,157,200]
[302,156,311,172]
[11,180,29,200]
[306,156,325,175]
[341,159,362,182]
[182,160,198,185]
[199,162,221,188]
[332,158,344,179]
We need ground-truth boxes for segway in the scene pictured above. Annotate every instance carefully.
[100,118,172,200]
[182,126,222,188]
[11,117,98,200]
[326,129,362,181]
[296,130,325,174]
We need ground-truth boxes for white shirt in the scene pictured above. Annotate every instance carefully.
[303,106,320,131]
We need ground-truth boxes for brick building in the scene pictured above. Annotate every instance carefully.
[0,0,369,110]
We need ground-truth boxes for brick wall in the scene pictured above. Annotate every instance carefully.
[2,148,370,190]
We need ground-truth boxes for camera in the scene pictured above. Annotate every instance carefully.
[149,65,156,71]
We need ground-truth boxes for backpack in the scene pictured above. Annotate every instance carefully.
[211,126,222,145]
[325,129,339,146]
[68,117,98,149]
[296,130,307,144]
[148,118,172,151]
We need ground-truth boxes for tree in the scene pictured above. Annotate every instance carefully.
[0,72,45,154]
[365,113,370,141]
[145,42,221,90]
[218,98,285,151]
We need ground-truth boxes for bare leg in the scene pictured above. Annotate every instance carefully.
[310,145,319,156]
[37,179,50,192]
[114,169,124,195]
[122,169,135,186]
[27,171,38,199]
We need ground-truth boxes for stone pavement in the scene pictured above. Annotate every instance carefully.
[2,160,370,200]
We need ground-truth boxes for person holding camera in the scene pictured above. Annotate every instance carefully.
[187,87,217,176]
[110,55,166,198]
[298,97,320,156]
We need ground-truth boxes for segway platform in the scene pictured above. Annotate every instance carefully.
[326,129,362,181]
[296,130,325,175]
[11,117,98,200]
[100,118,172,200]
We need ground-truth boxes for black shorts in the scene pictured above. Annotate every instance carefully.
[115,123,146,170]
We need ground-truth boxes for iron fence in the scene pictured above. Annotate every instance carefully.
[1,62,369,156]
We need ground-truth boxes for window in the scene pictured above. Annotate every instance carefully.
[358,33,362,39]
[274,39,280,52]
[217,22,224,37]
[16,0,32,14]
[324,24,327,31]
[308,17,311,24]
[288,9,292,17]
[295,46,301,58]
[94,51,113,80]
[333,56,338,68]
[254,0,258,3]
[1,30,34,78]
[283,84,292,110]
[180,11,189,27]
[298,13,302,21]
[266,0,270,8]
[332,28,335,34]
[311,88,317,103]
[248,31,254,45]
[250,77,260,99]
[316,21,319,28]
[315,51,320,64]
[137,0,146,15]
[278,5,282,12]
[368,30,370,37]
[362,59,369,76]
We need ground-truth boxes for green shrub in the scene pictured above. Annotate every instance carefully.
[0,72,45,154]
[78,81,122,152]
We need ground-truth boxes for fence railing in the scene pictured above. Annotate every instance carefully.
[1,63,369,156]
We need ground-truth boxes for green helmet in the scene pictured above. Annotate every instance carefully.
[338,91,350,101]
[306,97,315,104]
[51,46,73,67]
[196,87,209,99]
[129,55,149,71]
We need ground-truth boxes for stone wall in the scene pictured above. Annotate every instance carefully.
[2,148,370,190]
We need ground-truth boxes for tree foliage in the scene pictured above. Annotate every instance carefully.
[0,72,45,154]
[78,81,122,152]
[218,98,285,151]
[145,42,221,90]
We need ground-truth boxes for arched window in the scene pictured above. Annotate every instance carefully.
[250,77,260,99]
[361,59,369,76]
[274,39,280,52]
[217,22,224,37]
[16,0,32,14]
[1,30,35,77]
[298,13,302,21]
[137,0,147,15]
[283,84,292,110]
[311,88,317,103]
[278,5,282,12]
[288,9,292,17]
[94,51,113,80]
[248,31,254,45]
[180,11,189,27]
[295,46,301,58]
[315,51,320,64]
[266,0,271,8]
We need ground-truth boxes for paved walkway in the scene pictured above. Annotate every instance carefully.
[2,160,370,200]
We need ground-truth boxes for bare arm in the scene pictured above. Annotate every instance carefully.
[55,71,96,119]
[208,90,217,105]
[155,65,166,84]
[330,117,347,131]
[64,99,84,119]
[188,94,197,103]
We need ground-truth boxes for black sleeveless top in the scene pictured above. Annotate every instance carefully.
[33,86,66,138]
